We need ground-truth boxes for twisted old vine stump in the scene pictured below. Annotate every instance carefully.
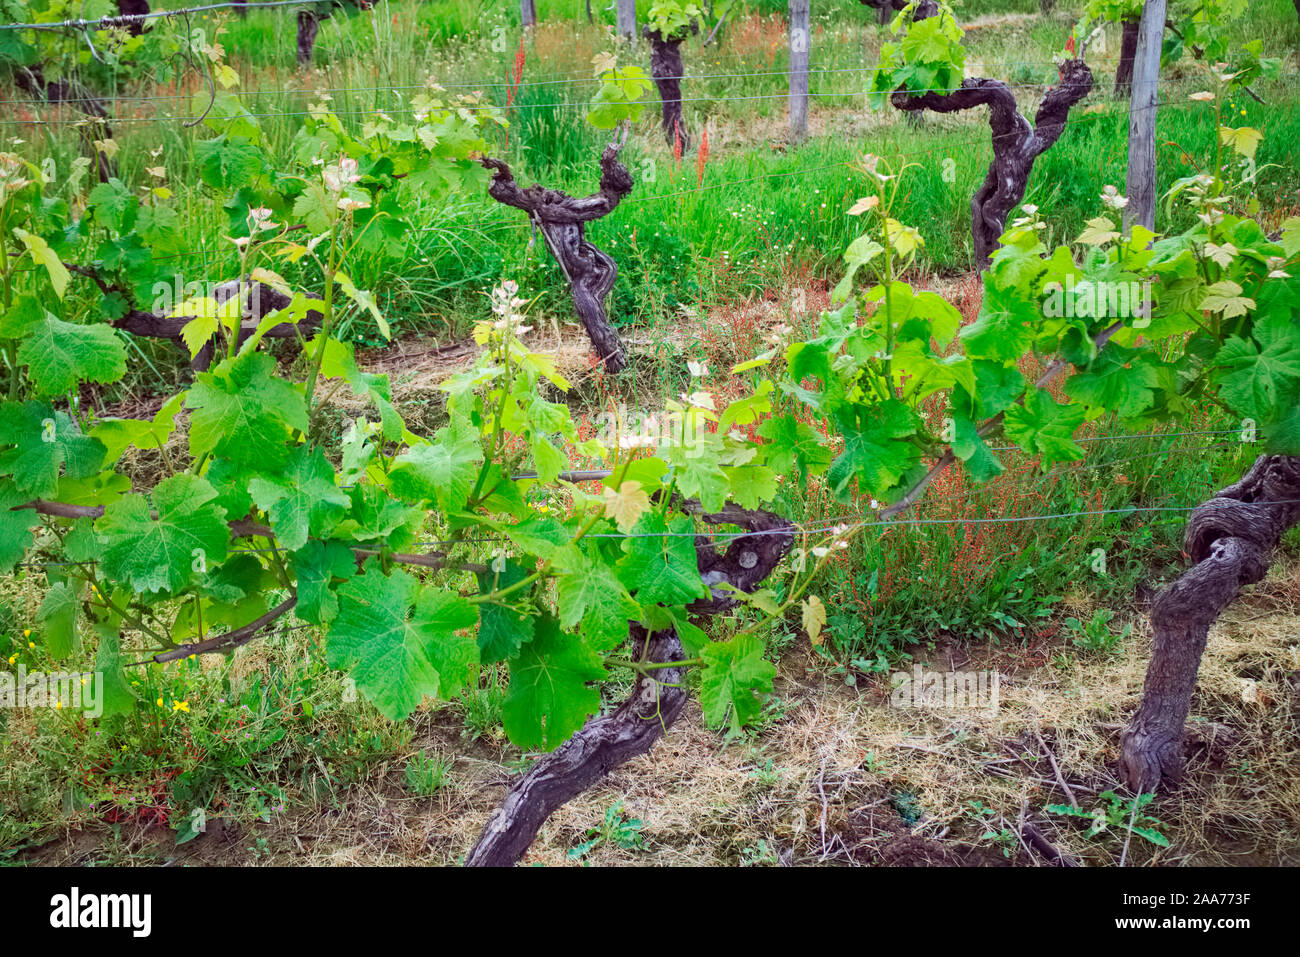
[467,502,794,866]
[859,0,908,26]
[889,2,1093,270]
[478,141,633,373]
[69,262,323,372]
[1113,18,1141,96]
[1120,454,1300,791]
[6,0,162,183]
[127,280,323,371]
[297,1,374,66]
[644,25,696,151]
[11,68,117,183]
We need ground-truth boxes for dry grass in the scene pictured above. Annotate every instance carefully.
[15,550,1295,867]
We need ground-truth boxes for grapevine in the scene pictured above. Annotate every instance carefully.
[0,3,1297,867]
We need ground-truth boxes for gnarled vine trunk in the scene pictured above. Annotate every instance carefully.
[478,141,633,372]
[1113,17,1140,96]
[116,0,150,34]
[89,274,322,371]
[11,68,116,183]
[467,502,795,866]
[888,3,1093,270]
[298,10,321,65]
[11,2,157,182]
[297,1,373,66]
[859,0,907,26]
[1121,455,1300,791]
[644,26,695,152]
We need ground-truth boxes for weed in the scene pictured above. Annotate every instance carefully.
[1046,791,1170,848]
[567,801,646,861]
[404,751,454,796]
[1065,609,1131,656]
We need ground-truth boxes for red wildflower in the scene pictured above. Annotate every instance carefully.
[513,36,526,88]
[504,36,526,148]
[506,36,526,109]
[696,125,709,186]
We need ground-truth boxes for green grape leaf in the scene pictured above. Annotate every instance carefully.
[0,479,33,572]
[832,235,884,302]
[724,464,779,509]
[718,381,774,433]
[13,228,70,298]
[531,435,567,485]
[502,615,606,751]
[89,394,184,465]
[670,454,730,512]
[17,313,126,395]
[1263,402,1300,455]
[96,474,230,594]
[502,515,571,559]
[53,470,130,510]
[554,548,641,651]
[185,353,307,470]
[1003,389,1087,464]
[1064,347,1159,419]
[87,180,135,232]
[826,400,920,500]
[949,413,1004,483]
[1218,124,1262,160]
[248,444,349,550]
[1213,321,1300,422]
[699,635,775,733]
[291,540,357,625]
[968,360,1026,418]
[327,563,480,720]
[960,282,1037,362]
[38,581,82,659]
[335,484,424,545]
[1200,280,1255,319]
[333,270,390,341]
[388,418,484,513]
[607,456,670,493]
[475,561,536,664]
[195,553,267,604]
[92,616,139,719]
[913,289,963,349]
[195,135,267,189]
[0,402,105,498]
[61,517,100,563]
[616,512,709,607]
[756,413,831,479]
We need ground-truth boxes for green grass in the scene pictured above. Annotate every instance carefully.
[758,403,1267,672]
[16,0,1294,365]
